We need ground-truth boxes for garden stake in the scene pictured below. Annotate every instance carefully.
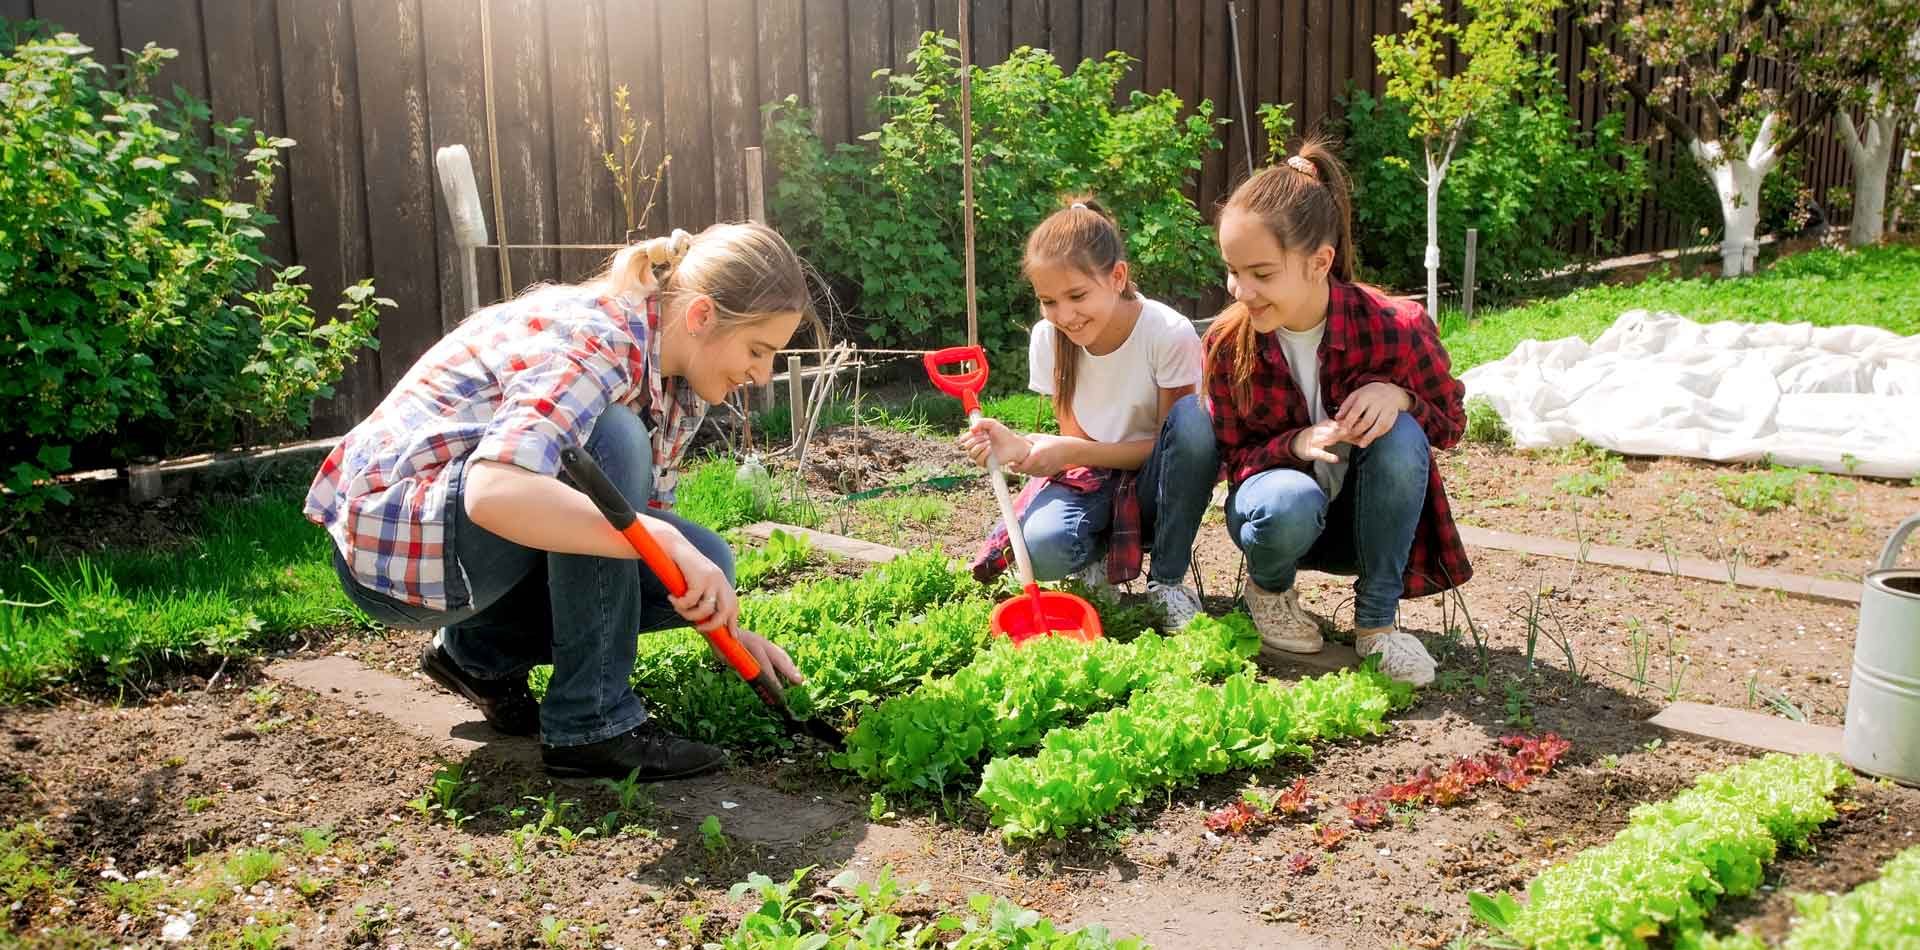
[558,445,844,749]
[924,345,1102,645]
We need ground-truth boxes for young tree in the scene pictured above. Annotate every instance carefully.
[1577,0,1897,275]
[1835,29,1920,245]
[1375,0,1561,318]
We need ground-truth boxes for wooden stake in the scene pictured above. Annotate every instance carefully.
[787,355,803,458]
[1463,227,1479,321]
[745,146,766,224]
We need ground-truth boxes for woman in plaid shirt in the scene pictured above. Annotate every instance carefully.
[306,223,818,779]
[1205,140,1471,686]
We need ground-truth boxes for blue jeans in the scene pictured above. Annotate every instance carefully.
[330,404,733,747]
[1019,394,1218,586]
[1225,413,1429,628]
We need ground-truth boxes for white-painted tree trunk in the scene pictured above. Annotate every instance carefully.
[1689,112,1781,277]
[1838,111,1895,246]
[1422,138,1456,321]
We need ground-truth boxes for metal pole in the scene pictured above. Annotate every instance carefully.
[1228,2,1256,172]
[959,0,978,350]
[745,146,766,224]
[1463,228,1478,321]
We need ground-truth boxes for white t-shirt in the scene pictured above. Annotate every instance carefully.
[1027,297,1203,444]
[1274,321,1352,499]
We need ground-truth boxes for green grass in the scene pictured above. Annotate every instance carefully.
[857,494,954,527]
[675,456,821,531]
[0,487,363,701]
[1718,464,1849,514]
[1444,244,1920,373]
[750,389,1057,440]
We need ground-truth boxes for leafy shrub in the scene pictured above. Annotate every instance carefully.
[1341,60,1646,299]
[1463,396,1511,446]
[766,33,1221,372]
[0,32,387,519]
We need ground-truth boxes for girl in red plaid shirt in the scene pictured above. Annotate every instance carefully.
[307,224,819,779]
[1204,139,1472,686]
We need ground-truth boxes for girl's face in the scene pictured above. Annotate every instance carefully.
[681,297,803,404]
[1027,259,1131,349]
[1218,208,1333,333]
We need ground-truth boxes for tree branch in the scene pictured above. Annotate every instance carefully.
[1718,0,1777,119]
[1771,92,1838,158]
[1581,17,1694,144]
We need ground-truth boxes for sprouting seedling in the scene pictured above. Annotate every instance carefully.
[699,814,728,854]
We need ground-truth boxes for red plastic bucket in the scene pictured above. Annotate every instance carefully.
[990,586,1104,645]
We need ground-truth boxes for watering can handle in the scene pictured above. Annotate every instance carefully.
[1879,513,1920,571]
[924,345,989,417]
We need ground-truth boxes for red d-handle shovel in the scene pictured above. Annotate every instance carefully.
[923,346,1102,645]
[558,445,844,749]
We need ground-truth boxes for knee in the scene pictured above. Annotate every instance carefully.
[1019,518,1087,582]
[584,404,656,499]
[683,522,736,587]
[1164,395,1216,454]
[1359,414,1430,491]
[1230,475,1325,555]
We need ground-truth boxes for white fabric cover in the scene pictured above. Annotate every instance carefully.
[1460,311,1920,478]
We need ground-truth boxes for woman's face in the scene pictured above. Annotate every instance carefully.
[1027,259,1130,349]
[681,299,802,404]
[1218,208,1331,332]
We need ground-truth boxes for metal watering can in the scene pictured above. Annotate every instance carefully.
[1843,513,1920,786]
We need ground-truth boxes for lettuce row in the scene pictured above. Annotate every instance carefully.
[975,662,1415,841]
[834,613,1262,793]
[1694,845,1920,950]
[1473,753,1854,950]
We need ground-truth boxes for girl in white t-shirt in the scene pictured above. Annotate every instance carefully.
[960,197,1217,628]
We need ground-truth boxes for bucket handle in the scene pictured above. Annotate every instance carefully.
[1880,513,1920,571]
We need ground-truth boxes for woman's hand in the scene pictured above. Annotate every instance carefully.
[956,417,1031,471]
[1011,433,1076,477]
[734,629,804,686]
[665,534,740,634]
[1335,382,1412,448]
[1290,419,1352,464]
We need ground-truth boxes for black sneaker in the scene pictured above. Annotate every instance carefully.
[541,720,728,780]
[418,642,541,737]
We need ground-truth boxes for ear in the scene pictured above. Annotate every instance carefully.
[1306,244,1336,281]
[683,294,716,336]
[1109,260,1130,293]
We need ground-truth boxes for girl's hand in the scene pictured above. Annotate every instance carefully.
[1012,433,1075,477]
[734,629,804,686]
[1334,382,1413,448]
[956,417,1031,471]
[666,536,740,634]
[1290,419,1351,464]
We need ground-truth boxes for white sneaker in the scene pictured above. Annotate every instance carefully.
[1072,560,1116,604]
[1148,581,1205,630]
[1243,582,1324,654]
[1356,630,1437,687]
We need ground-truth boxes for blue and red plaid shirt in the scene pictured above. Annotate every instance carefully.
[1205,280,1471,597]
[304,290,706,610]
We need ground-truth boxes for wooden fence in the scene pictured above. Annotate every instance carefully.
[6,0,1861,431]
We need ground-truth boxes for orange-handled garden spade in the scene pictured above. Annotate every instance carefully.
[924,345,1103,645]
[558,445,844,749]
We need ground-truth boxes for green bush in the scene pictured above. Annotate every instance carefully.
[0,32,387,519]
[1341,60,1647,299]
[766,33,1221,371]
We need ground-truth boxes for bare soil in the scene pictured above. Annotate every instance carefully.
[6,425,1917,949]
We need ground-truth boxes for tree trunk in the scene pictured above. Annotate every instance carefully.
[1425,151,1443,319]
[1691,113,1780,277]
[1838,111,1896,247]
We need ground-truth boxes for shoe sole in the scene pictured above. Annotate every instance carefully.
[542,757,728,781]
[1261,638,1325,655]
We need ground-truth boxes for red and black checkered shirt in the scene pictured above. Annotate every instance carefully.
[1205,280,1472,598]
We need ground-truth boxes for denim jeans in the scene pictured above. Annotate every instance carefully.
[1224,413,1429,628]
[1018,394,1218,586]
[330,403,733,747]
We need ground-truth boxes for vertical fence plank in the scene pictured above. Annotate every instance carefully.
[1200,0,1228,208]
[660,0,716,224]
[1047,0,1079,65]
[1112,0,1144,97]
[972,0,1009,66]
[931,0,959,44]
[1009,0,1043,53]
[202,0,295,265]
[547,0,619,250]
[2,0,30,20]
[708,0,760,219]
[608,0,668,238]
[1329,0,1348,111]
[422,0,498,327]
[1233,0,1265,167]
[352,0,441,389]
[1280,0,1304,120]
[1079,0,1109,61]
[758,0,806,127]
[891,0,930,67]
[1143,0,1172,99]
[846,0,888,132]
[1370,0,1391,97]
[803,0,848,143]
[32,0,119,65]
[277,0,377,424]
[1302,0,1326,132]
[116,0,207,103]
[486,0,558,286]
[1255,0,1280,121]
[1351,0,1372,107]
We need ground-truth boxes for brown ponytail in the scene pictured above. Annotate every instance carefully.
[1022,195,1138,419]
[1204,135,1356,406]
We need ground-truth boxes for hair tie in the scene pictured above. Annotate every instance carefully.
[1285,155,1317,180]
[1070,202,1088,211]
[644,228,693,268]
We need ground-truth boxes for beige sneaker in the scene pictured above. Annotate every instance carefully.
[1244,582,1324,654]
[1356,629,1437,686]
[1072,560,1116,605]
[1148,580,1205,631]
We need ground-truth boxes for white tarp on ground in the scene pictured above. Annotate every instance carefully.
[1459,311,1920,479]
